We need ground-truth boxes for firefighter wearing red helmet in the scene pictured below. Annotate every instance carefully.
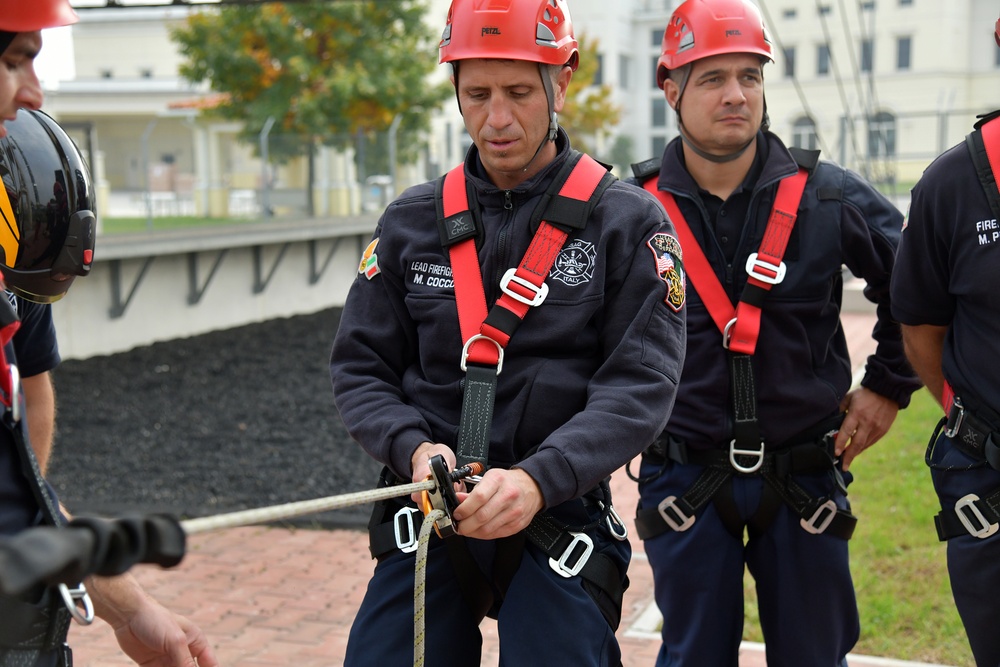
[630,0,919,665]
[891,15,1000,666]
[0,5,219,667]
[332,0,685,664]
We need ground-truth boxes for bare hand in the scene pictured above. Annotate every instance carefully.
[112,597,219,667]
[834,387,899,471]
[409,441,456,504]
[451,467,544,540]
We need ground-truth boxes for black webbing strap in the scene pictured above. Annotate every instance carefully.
[730,353,763,468]
[522,513,626,630]
[966,113,1000,224]
[635,433,855,542]
[934,489,1000,541]
[455,364,498,468]
[635,466,731,540]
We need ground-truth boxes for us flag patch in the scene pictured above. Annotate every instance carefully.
[647,233,685,312]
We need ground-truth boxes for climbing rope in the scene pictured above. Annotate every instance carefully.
[413,508,445,667]
[180,479,437,534]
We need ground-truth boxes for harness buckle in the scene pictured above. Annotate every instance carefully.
[549,532,594,578]
[800,499,837,535]
[944,396,966,439]
[58,583,95,625]
[729,439,765,474]
[393,506,421,553]
[657,495,695,532]
[955,493,999,539]
[460,334,504,375]
[722,318,737,350]
[500,268,549,307]
[745,253,786,285]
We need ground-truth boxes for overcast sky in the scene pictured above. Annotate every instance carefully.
[37,27,76,86]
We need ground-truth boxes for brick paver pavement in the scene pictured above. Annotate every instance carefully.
[64,312,955,666]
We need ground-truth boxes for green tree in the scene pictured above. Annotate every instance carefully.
[171,1,450,168]
[559,34,621,156]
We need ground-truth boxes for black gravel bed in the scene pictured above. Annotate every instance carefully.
[45,308,383,529]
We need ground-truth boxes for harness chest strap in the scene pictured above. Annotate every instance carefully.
[641,167,808,356]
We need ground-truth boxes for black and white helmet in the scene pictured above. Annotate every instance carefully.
[0,109,95,303]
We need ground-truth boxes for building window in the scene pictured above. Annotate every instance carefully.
[619,54,631,90]
[896,36,911,70]
[783,46,796,78]
[783,9,797,19]
[651,136,667,160]
[868,111,896,158]
[817,44,831,76]
[652,98,667,128]
[100,69,113,79]
[140,68,153,79]
[594,54,604,86]
[818,5,832,15]
[899,0,912,5]
[792,116,819,150]
[860,1,875,9]
[860,39,874,72]
[651,28,664,48]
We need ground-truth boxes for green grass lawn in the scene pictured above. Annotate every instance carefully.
[100,216,257,234]
[741,389,972,665]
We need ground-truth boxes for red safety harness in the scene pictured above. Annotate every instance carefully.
[631,149,857,542]
[933,114,1000,541]
[405,151,632,627]
[641,156,810,472]
[438,151,613,468]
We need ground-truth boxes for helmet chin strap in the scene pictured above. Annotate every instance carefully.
[519,63,559,173]
[677,121,756,164]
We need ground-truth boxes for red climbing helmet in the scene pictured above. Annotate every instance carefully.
[439,0,579,71]
[0,0,79,32]
[657,0,772,89]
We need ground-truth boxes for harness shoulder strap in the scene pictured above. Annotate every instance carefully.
[966,115,1000,223]
[640,159,811,355]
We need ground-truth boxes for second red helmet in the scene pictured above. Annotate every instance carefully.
[657,0,772,89]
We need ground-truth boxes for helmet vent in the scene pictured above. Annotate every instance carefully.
[536,24,557,48]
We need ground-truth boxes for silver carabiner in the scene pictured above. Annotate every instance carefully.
[59,582,95,625]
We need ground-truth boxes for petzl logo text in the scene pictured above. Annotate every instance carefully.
[482,26,501,36]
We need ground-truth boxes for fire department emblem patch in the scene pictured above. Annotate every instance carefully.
[359,238,381,280]
[647,233,685,311]
[550,239,596,287]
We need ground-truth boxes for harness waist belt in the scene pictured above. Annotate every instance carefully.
[945,396,1000,470]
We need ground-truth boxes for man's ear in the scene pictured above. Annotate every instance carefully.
[552,65,573,113]
[664,80,680,111]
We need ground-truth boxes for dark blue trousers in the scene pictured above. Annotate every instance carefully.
[638,459,857,667]
[345,520,628,667]
[928,433,1000,667]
